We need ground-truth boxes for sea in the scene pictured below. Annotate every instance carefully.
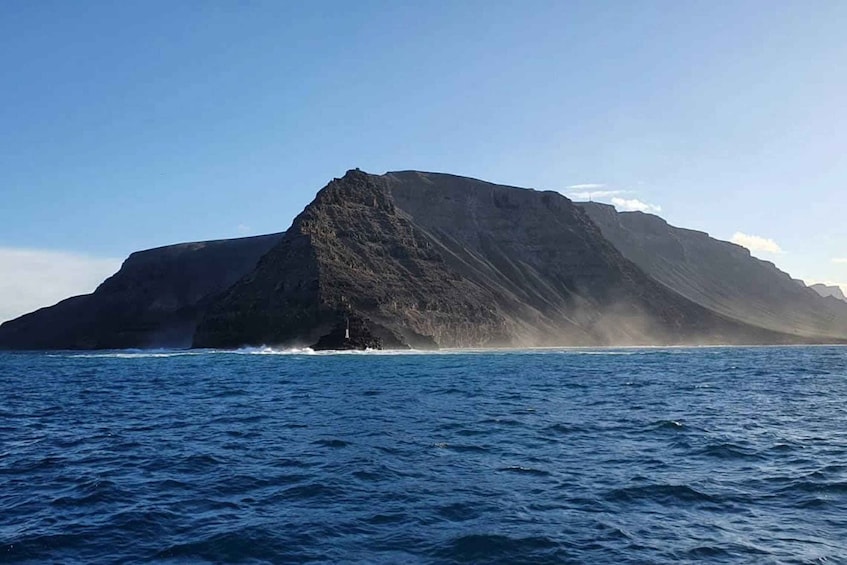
[1,346,846,564]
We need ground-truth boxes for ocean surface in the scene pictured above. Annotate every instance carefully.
[1,346,846,564]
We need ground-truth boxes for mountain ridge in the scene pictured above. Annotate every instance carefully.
[2,169,844,350]
[195,169,829,349]
[0,233,283,349]
[578,201,847,339]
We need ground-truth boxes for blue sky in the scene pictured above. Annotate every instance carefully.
[2,1,846,321]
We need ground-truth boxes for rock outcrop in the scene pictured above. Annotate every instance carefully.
[579,202,847,339]
[0,233,283,349]
[194,170,817,349]
[4,170,843,351]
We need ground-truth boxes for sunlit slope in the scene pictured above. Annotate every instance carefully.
[579,202,847,340]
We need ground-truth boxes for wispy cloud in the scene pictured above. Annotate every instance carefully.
[565,183,606,190]
[0,247,122,324]
[564,184,662,213]
[566,189,628,200]
[611,197,662,213]
[730,232,784,255]
[236,224,252,235]
[832,258,847,264]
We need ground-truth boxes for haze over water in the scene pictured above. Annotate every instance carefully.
[2,346,846,563]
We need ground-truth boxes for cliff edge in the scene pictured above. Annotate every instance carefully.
[194,170,810,349]
[579,202,847,339]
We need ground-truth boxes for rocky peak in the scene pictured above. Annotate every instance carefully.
[195,169,810,349]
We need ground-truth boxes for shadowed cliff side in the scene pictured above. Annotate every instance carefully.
[579,202,847,340]
[5,170,839,351]
[0,233,283,349]
[194,171,497,349]
[195,170,811,349]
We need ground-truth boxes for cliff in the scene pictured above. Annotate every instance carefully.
[5,170,841,351]
[579,202,847,339]
[0,233,283,349]
[194,170,814,349]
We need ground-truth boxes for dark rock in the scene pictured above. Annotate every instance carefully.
[0,233,283,349]
[311,314,404,351]
[6,169,843,351]
[195,170,824,349]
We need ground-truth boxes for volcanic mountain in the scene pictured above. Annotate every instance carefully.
[193,170,816,349]
[3,169,843,350]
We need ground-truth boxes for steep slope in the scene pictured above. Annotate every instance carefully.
[0,233,283,349]
[195,169,810,349]
[194,171,498,348]
[579,202,847,339]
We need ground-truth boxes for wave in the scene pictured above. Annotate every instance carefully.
[57,349,209,359]
[5,345,847,564]
[47,344,766,359]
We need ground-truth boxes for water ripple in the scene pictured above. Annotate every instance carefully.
[1,346,846,563]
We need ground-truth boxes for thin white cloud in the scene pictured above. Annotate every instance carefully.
[236,224,252,235]
[611,197,662,213]
[0,247,122,324]
[832,258,847,264]
[565,183,606,190]
[566,189,628,200]
[730,232,784,255]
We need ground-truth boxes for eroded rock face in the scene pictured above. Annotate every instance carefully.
[579,202,847,340]
[195,169,810,349]
[7,169,842,351]
[310,314,408,351]
[0,233,283,349]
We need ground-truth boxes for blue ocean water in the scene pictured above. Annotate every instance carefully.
[1,346,846,564]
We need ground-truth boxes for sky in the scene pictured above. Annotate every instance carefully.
[1,1,846,322]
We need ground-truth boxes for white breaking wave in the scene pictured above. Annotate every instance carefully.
[234,346,317,355]
[47,344,770,359]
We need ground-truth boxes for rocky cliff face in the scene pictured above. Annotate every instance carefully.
[579,202,847,339]
[195,170,810,349]
[0,233,283,349]
[5,170,841,351]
